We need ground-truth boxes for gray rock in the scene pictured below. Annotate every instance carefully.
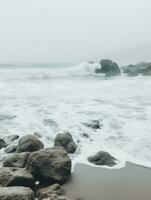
[3,152,30,168]
[88,151,117,167]
[26,147,71,184]
[0,186,35,200]
[7,135,19,143]
[5,146,17,154]
[0,167,34,187]
[36,183,65,200]
[123,62,151,76]
[17,135,44,153]
[83,120,101,130]
[54,132,77,154]
[95,59,121,76]
[0,139,7,149]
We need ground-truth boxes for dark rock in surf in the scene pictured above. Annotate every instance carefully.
[0,139,7,149]
[95,59,121,76]
[0,186,35,200]
[6,135,19,143]
[3,152,30,168]
[123,62,151,76]
[88,151,117,167]
[26,147,71,184]
[35,183,65,200]
[0,167,34,187]
[17,135,44,153]
[83,120,101,130]
[54,132,77,154]
[5,145,17,154]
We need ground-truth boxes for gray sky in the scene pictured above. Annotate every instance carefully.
[0,0,151,63]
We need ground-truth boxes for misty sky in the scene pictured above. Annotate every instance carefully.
[0,0,151,63]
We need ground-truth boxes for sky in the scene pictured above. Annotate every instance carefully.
[0,0,151,63]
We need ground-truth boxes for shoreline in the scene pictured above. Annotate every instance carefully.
[63,162,151,200]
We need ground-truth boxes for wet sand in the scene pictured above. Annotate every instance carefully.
[63,163,151,200]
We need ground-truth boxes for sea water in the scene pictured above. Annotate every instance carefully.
[0,62,151,169]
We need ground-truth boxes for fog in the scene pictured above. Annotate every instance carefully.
[0,0,151,63]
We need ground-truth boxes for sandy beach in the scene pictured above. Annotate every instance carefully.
[63,163,151,200]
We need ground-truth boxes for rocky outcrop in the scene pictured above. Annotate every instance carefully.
[88,151,117,167]
[0,167,34,188]
[0,186,35,200]
[5,145,17,154]
[0,139,7,149]
[17,135,44,153]
[123,62,151,76]
[35,183,65,200]
[26,147,71,184]
[54,132,77,154]
[95,59,121,76]
[3,152,30,168]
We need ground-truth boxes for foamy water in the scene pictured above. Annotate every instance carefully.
[0,63,151,169]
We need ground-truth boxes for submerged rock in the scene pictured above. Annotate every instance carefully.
[123,62,151,76]
[83,120,101,130]
[0,139,7,149]
[0,186,35,200]
[26,147,71,184]
[88,151,116,167]
[36,183,65,200]
[0,167,34,187]
[6,135,19,143]
[5,145,17,154]
[95,59,121,76]
[54,132,77,154]
[3,152,30,168]
[17,135,44,153]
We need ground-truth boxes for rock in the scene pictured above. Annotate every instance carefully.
[123,62,151,76]
[0,186,35,200]
[88,151,117,167]
[7,135,19,143]
[17,135,44,153]
[36,183,65,200]
[54,132,77,154]
[0,139,7,149]
[26,147,71,184]
[82,133,89,138]
[0,167,34,187]
[83,120,101,129]
[5,146,17,154]
[3,152,30,168]
[95,59,121,76]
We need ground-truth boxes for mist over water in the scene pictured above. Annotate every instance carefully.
[0,63,151,169]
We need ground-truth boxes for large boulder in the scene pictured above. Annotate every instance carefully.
[95,59,121,76]
[26,147,71,184]
[88,151,117,167]
[54,132,77,154]
[3,152,30,168]
[0,167,34,188]
[0,187,35,200]
[0,139,7,149]
[123,62,151,76]
[35,183,65,200]
[17,135,44,153]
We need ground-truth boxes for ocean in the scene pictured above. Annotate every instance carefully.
[0,62,151,169]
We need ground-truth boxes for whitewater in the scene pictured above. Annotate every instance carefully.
[0,62,151,169]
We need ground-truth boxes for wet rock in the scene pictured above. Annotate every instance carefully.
[88,151,117,167]
[0,186,35,200]
[54,132,77,154]
[96,59,121,76]
[26,147,71,184]
[7,135,19,143]
[82,133,89,138]
[123,62,151,76]
[3,152,30,168]
[0,167,34,187]
[0,139,7,149]
[5,145,17,154]
[36,183,65,200]
[83,120,101,130]
[17,135,44,153]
